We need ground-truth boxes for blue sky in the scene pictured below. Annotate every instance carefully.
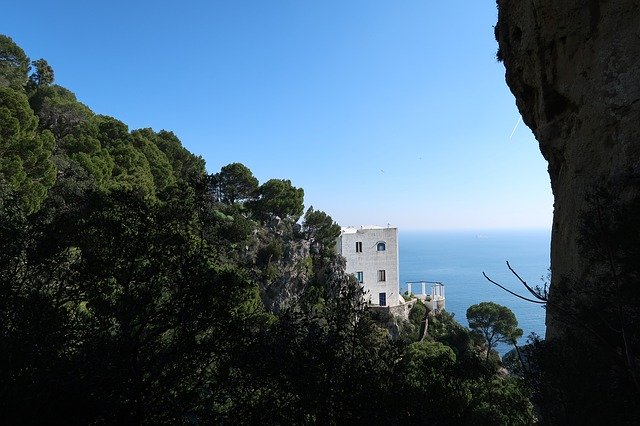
[4,1,553,230]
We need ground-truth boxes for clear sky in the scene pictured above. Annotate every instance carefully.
[4,1,553,230]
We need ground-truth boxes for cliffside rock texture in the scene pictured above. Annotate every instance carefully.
[495,1,640,337]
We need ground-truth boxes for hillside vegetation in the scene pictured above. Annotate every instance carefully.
[0,35,533,424]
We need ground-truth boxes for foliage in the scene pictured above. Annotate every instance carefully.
[392,315,534,424]
[302,206,341,257]
[27,58,54,90]
[409,299,427,325]
[154,130,206,184]
[212,162,258,205]
[250,178,304,222]
[467,301,523,361]
[0,87,56,213]
[256,240,284,266]
[94,115,156,196]
[402,340,457,386]
[131,128,177,193]
[29,84,94,140]
[0,35,29,88]
[0,35,536,424]
[59,123,115,189]
[396,299,427,342]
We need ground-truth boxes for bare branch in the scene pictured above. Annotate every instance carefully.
[506,261,548,301]
[482,272,546,304]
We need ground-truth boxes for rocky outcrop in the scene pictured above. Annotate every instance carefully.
[250,218,312,313]
[495,1,640,337]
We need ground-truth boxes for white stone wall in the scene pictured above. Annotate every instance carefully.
[337,226,401,307]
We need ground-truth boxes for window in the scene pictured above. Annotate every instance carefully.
[355,241,362,253]
[379,292,386,306]
[376,242,386,251]
[378,270,386,282]
[356,271,364,283]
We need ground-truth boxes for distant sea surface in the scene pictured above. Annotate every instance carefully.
[399,229,551,353]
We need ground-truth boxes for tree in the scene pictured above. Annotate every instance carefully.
[131,129,177,193]
[58,121,115,189]
[302,206,341,256]
[466,302,522,361]
[94,116,156,196]
[27,58,54,90]
[29,85,93,140]
[154,130,205,184]
[0,184,273,423]
[250,178,304,222]
[212,162,258,204]
[0,87,56,214]
[0,35,30,88]
[403,340,457,385]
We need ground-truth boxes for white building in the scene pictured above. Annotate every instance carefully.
[336,226,401,307]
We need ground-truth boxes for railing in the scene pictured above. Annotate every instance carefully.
[405,281,445,312]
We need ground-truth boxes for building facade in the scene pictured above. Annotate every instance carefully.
[336,226,401,307]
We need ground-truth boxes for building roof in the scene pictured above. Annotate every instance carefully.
[340,225,396,234]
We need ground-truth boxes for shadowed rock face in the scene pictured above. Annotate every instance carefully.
[495,1,640,337]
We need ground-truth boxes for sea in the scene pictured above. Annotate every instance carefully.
[398,229,551,354]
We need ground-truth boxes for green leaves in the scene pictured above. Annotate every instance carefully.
[250,178,304,222]
[0,35,29,88]
[29,84,93,140]
[131,129,177,193]
[0,87,56,214]
[154,130,205,184]
[27,58,54,89]
[212,162,258,205]
[466,301,523,360]
[303,206,341,256]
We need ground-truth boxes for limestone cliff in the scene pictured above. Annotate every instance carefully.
[250,219,312,313]
[495,1,640,337]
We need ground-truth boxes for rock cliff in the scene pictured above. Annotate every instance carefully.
[495,1,640,337]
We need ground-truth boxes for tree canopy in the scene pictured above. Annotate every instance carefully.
[467,301,523,361]
[303,206,341,257]
[212,162,258,205]
[0,87,55,213]
[27,58,54,90]
[250,178,304,221]
[0,35,29,88]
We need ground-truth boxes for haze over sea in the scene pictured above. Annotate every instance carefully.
[399,229,550,353]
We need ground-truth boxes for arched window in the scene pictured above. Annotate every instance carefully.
[377,242,386,251]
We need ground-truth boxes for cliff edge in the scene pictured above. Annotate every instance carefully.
[495,1,640,337]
